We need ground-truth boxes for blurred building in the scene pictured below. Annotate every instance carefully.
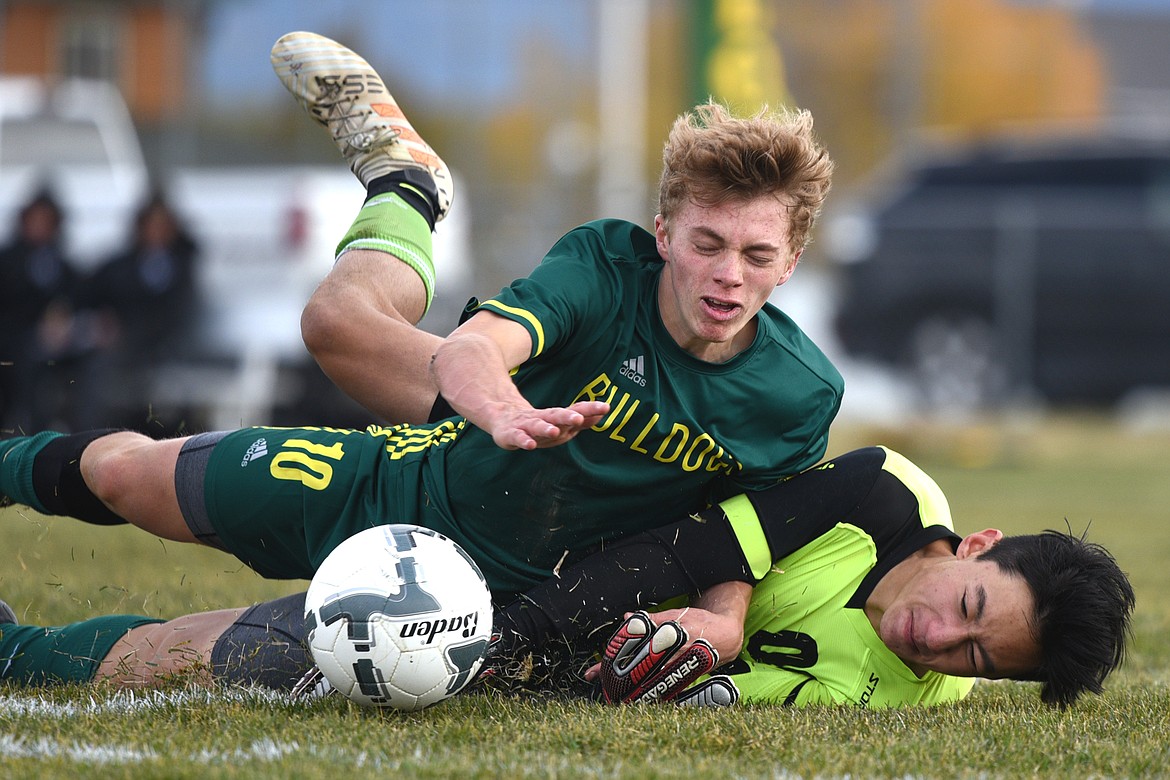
[4,0,1169,422]
[0,0,215,169]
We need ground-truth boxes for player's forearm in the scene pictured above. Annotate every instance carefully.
[684,580,751,659]
[692,580,751,617]
[494,513,755,661]
[430,331,533,438]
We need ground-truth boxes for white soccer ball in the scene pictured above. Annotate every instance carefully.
[304,524,493,711]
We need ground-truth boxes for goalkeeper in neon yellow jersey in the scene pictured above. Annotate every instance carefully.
[0,447,1132,710]
[498,446,1134,709]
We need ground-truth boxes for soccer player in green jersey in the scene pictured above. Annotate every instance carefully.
[0,448,1133,710]
[0,30,840,618]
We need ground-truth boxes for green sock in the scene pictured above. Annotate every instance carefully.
[0,432,62,514]
[335,192,436,314]
[0,615,161,686]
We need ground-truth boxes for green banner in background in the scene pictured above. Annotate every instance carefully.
[691,0,792,112]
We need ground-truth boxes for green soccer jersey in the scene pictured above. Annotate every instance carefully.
[186,218,841,598]
[717,448,975,707]
[427,219,843,594]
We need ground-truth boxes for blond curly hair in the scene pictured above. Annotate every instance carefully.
[657,102,834,252]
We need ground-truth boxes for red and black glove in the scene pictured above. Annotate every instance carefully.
[599,611,739,707]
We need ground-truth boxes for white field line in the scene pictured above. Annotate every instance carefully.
[0,734,385,766]
[0,686,289,717]
[0,688,324,766]
[0,731,641,776]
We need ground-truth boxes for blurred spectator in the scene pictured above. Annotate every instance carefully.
[0,189,81,433]
[74,192,201,432]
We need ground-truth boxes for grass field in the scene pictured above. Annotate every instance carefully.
[2,414,1168,778]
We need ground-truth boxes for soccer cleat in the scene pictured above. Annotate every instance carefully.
[290,666,336,700]
[270,31,453,222]
[0,599,16,624]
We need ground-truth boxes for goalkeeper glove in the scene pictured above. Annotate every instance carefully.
[599,611,739,707]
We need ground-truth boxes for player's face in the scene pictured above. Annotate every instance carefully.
[878,552,1042,680]
[654,196,799,363]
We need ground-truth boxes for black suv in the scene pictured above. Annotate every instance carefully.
[832,139,1170,409]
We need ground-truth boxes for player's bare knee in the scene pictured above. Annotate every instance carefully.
[299,293,337,359]
[81,433,162,507]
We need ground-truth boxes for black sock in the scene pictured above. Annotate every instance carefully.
[366,168,441,230]
[31,429,127,525]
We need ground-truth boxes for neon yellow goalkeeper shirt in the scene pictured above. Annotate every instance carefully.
[718,447,976,707]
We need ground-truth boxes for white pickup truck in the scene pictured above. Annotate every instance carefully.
[0,77,147,270]
[0,76,470,429]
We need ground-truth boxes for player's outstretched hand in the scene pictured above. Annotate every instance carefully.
[491,400,609,450]
[595,611,739,707]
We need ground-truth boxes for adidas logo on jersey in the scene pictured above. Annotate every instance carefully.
[620,355,647,387]
[241,437,269,467]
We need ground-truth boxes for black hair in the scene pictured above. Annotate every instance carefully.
[980,530,1135,708]
[16,187,63,231]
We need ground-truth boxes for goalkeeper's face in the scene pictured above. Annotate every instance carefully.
[875,538,1042,680]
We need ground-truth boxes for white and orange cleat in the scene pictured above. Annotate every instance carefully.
[270,31,453,221]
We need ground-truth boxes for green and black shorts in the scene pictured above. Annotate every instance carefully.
[173,424,462,580]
